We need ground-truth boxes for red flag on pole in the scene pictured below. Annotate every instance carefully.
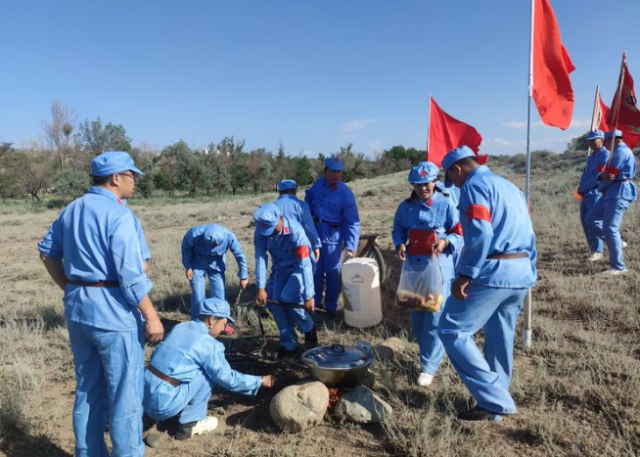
[427,96,486,168]
[600,92,640,149]
[597,93,610,131]
[532,0,575,130]
[606,55,640,149]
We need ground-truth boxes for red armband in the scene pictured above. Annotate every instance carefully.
[597,164,606,173]
[295,245,310,260]
[466,204,491,223]
[606,165,620,177]
[446,223,463,236]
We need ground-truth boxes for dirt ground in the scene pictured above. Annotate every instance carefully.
[1,152,639,457]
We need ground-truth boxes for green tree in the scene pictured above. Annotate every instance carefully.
[568,133,589,151]
[53,168,90,200]
[75,117,132,156]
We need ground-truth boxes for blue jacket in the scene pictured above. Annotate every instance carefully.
[254,218,315,300]
[274,194,322,250]
[392,192,463,282]
[143,320,262,418]
[305,178,360,251]
[579,147,609,197]
[38,186,153,331]
[457,166,537,289]
[181,225,248,279]
[599,141,638,202]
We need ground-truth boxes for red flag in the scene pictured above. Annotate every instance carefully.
[532,0,575,130]
[427,97,486,168]
[600,93,640,149]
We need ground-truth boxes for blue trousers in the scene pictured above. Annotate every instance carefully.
[580,193,603,253]
[67,320,145,457]
[269,267,314,351]
[438,285,528,415]
[144,371,212,425]
[586,198,631,270]
[409,279,452,375]
[190,269,226,319]
[313,243,343,311]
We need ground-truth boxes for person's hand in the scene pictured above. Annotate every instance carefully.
[433,239,449,254]
[239,278,248,290]
[145,315,165,343]
[397,244,407,261]
[345,250,356,259]
[303,297,315,313]
[255,288,268,306]
[314,248,320,262]
[452,276,472,300]
[262,375,276,388]
[185,269,193,281]
[143,261,149,273]
[603,173,615,181]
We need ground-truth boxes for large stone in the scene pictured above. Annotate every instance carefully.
[270,381,330,432]
[373,337,406,362]
[334,385,393,424]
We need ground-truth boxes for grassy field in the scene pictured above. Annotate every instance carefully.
[1,151,639,457]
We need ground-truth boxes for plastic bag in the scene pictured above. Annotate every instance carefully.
[396,255,444,312]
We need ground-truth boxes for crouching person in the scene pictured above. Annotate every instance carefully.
[143,297,275,440]
[254,203,318,358]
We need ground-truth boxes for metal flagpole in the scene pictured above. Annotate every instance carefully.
[426,94,432,161]
[588,85,601,157]
[523,0,535,351]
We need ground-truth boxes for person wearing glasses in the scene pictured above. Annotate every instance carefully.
[392,161,463,387]
[181,224,249,320]
[38,151,164,457]
[143,297,276,440]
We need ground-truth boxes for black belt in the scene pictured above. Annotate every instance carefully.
[487,252,528,260]
[68,280,119,287]
[313,217,339,227]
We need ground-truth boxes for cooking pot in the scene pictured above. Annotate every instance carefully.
[301,340,374,388]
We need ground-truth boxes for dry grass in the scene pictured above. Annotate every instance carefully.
[1,154,640,457]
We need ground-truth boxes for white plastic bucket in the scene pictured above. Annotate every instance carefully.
[341,258,382,328]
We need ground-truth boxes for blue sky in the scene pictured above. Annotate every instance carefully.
[1,0,639,157]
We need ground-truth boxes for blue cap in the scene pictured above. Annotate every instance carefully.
[587,130,604,140]
[408,161,439,184]
[199,297,235,323]
[91,151,144,177]
[324,157,344,171]
[442,146,476,187]
[278,179,297,191]
[604,129,623,140]
[254,203,282,236]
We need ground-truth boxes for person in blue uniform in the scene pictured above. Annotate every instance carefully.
[181,224,249,319]
[577,130,609,261]
[254,203,318,357]
[437,146,537,422]
[305,157,360,317]
[38,151,165,457]
[143,297,275,440]
[586,129,637,275]
[392,161,463,387]
[275,179,322,261]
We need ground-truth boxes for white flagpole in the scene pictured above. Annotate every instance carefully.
[588,85,601,157]
[523,0,535,351]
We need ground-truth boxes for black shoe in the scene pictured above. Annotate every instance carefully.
[304,326,318,348]
[457,406,503,422]
[276,346,301,360]
[175,421,196,441]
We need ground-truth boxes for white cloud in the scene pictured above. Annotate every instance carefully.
[341,119,376,137]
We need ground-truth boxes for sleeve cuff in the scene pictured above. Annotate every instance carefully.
[121,275,153,307]
[457,264,481,279]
